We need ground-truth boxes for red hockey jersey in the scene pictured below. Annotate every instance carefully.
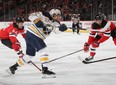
[0,22,26,46]
[87,20,116,44]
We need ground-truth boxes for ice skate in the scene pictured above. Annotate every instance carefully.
[6,66,17,75]
[84,56,94,62]
[77,33,80,35]
[42,67,56,78]
[6,63,19,75]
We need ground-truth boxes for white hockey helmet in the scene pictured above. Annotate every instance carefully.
[49,9,61,17]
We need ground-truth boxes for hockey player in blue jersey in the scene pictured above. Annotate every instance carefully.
[6,9,67,75]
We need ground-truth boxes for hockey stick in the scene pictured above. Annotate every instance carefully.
[30,61,42,71]
[81,56,116,64]
[43,49,83,64]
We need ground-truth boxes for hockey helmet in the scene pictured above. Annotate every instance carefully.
[94,14,102,20]
[15,17,24,23]
[49,9,61,17]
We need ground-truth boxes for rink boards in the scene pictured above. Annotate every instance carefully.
[0,21,116,33]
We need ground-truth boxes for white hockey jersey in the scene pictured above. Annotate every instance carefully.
[27,12,61,40]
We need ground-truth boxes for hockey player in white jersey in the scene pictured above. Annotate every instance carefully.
[71,14,81,34]
[6,9,67,76]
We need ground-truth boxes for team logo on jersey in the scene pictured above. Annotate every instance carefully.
[45,17,50,22]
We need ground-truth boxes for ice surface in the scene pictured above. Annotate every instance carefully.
[0,32,116,85]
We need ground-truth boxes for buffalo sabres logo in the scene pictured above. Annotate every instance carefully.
[43,24,53,35]
[45,17,50,22]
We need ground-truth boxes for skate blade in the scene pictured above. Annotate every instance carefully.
[42,74,56,79]
[5,69,13,75]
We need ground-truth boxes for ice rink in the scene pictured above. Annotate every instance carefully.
[0,32,116,85]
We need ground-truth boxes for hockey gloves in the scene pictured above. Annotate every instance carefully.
[59,24,68,32]
[84,42,90,52]
[92,41,100,48]
[84,41,100,52]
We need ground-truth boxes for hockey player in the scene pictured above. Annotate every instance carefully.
[7,9,67,75]
[83,14,116,61]
[71,14,81,34]
[98,10,107,20]
[0,17,26,58]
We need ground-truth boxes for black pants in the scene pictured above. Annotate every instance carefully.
[1,39,13,49]
[111,29,116,39]
[72,23,80,34]
[25,31,46,56]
